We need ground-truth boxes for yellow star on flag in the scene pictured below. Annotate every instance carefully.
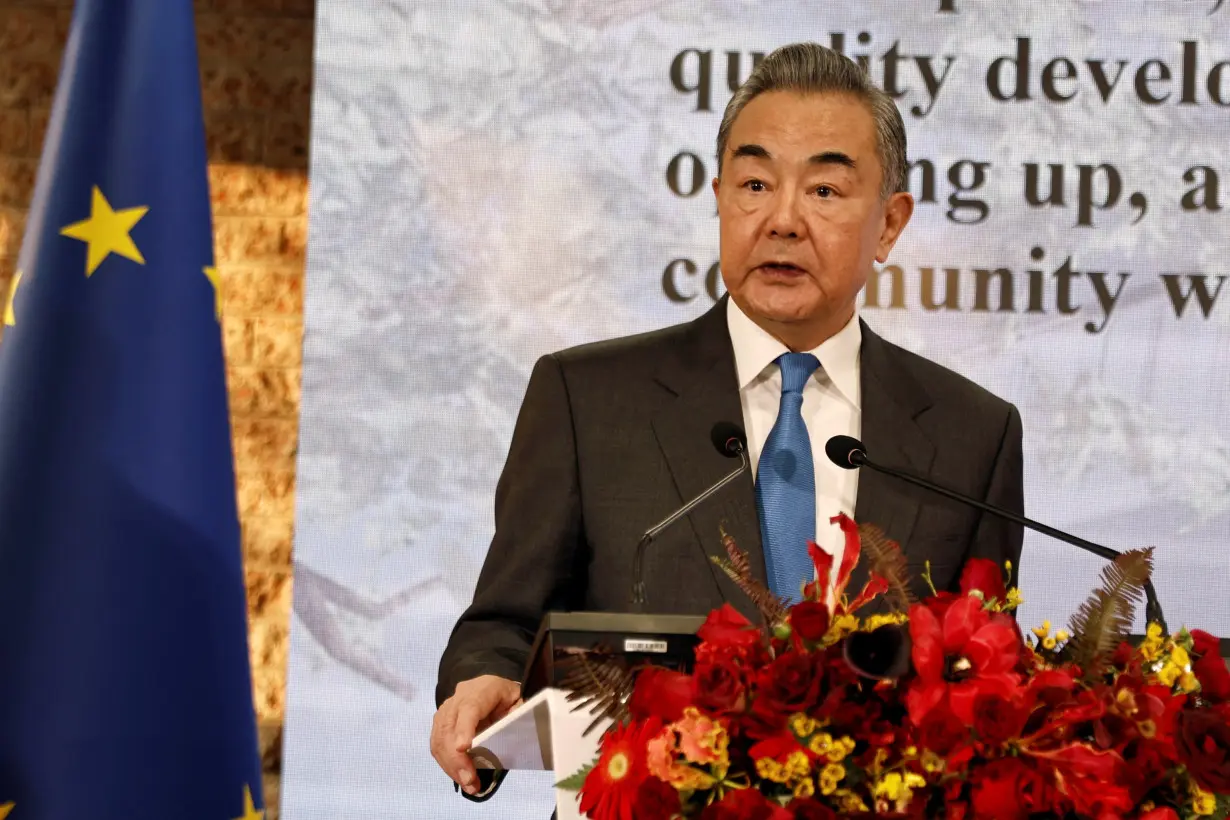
[60,187,148,276]
[0,801,13,819]
[203,265,222,320]
[233,785,264,820]
[4,270,20,327]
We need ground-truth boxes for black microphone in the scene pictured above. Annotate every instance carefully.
[631,423,749,607]
[824,435,1169,634]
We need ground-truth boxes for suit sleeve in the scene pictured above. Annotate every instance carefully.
[963,404,1025,590]
[435,353,587,706]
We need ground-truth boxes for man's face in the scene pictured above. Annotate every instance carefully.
[713,91,913,344]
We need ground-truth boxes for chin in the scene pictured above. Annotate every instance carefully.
[740,285,824,324]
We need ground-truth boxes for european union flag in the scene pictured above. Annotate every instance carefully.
[0,2,264,818]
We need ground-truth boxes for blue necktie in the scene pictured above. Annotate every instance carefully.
[755,352,821,603]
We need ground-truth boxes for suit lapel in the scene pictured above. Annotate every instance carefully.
[650,298,767,619]
[850,321,937,593]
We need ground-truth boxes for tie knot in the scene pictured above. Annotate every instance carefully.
[777,352,820,394]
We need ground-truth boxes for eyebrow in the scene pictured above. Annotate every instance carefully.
[731,143,857,170]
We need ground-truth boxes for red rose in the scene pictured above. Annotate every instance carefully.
[692,653,746,715]
[700,787,792,820]
[631,776,681,819]
[917,707,970,755]
[971,692,1028,746]
[787,798,838,819]
[629,668,694,723]
[697,604,761,650]
[968,759,1049,820]
[790,600,831,643]
[959,558,1007,601]
[752,651,824,727]
[1191,629,1230,702]
[1139,808,1180,820]
[1176,707,1230,792]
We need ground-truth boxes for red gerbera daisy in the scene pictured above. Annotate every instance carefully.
[579,717,665,820]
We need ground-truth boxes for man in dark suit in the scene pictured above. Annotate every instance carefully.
[430,42,1023,796]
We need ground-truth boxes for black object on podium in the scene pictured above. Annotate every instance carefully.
[520,611,706,701]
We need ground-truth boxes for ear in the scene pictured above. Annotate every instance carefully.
[711,176,721,212]
[874,192,914,263]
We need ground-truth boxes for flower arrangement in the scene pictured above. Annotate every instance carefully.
[558,515,1230,819]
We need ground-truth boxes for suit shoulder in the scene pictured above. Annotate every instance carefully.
[548,317,694,370]
[874,333,1016,417]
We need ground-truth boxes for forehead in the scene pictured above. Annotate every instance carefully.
[727,91,878,160]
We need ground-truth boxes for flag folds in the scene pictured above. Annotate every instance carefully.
[0,2,263,817]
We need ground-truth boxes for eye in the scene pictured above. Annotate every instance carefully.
[743,179,766,193]
[815,185,835,198]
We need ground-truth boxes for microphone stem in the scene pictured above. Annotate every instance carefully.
[632,450,749,609]
[862,458,1169,634]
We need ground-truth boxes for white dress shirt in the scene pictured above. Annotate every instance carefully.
[726,297,862,576]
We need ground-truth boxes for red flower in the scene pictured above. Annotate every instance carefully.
[970,692,1028,746]
[579,718,663,820]
[1139,809,1180,820]
[787,798,838,819]
[1191,629,1230,702]
[630,668,694,723]
[916,706,969,755]
[790,600,831,643]
[698,604,761,650]
[959,558,1007,602]
[751,651,824,730]
[699,787,792,820]
[692,652,747,715]
[907,596,1023,726]
[630,776,681,819]
[1176,707,1230,792]
[968,758,1050,820]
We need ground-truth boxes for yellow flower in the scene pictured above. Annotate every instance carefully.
[830,737,856,763]
[755,758,788,784]
[864,612,908,631]
[1031,620,1052,640]
[1147,622,1164,639]
[808,732,833,757]
[1179,671,1200,693]
[1157,662,1182,687]
[1055,629,1070,642]
[789,713,817,738]
[1042,636,1057,650]
[793,777,816,799]
[921,750,945,773]
[1170,644,1191,668]
[1004,588,1024,608]
[835,788,868,813]
[829,613,860,638]
[819,763,846,795]
[874,772,906,801]
[1192,785,1216,816]
[784,750,811,781]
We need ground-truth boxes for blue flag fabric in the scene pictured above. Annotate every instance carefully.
[0,2,263,818]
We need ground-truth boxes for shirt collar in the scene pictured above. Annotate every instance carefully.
[726,296,862,409]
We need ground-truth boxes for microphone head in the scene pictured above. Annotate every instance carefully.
[825,435,867,469]
[710,422,747,458]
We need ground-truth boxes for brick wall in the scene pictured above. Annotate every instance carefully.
[0,1,312,815]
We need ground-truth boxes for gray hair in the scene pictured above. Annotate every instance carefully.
[716,42,908,198]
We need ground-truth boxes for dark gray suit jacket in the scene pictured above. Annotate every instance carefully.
[436,298,1023,705]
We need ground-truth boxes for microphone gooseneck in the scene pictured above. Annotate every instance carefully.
[824,435,1169,634]
[631,423,749,608]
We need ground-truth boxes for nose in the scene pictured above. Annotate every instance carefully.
[765,187,805,239]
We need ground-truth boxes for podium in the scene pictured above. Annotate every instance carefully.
[467,611,706,819]
[469,686,607,819]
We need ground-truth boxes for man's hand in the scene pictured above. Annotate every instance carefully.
[430,675,522,795]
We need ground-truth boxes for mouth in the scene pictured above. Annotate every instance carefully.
[755,261,807,277]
